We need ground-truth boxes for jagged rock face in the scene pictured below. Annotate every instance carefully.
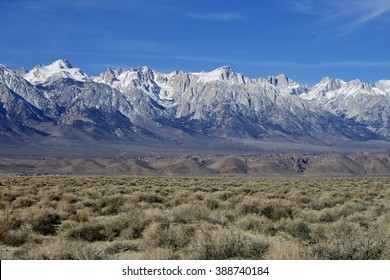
[98,68,117,84]
[0,59,390,144]
[0,84,54,137]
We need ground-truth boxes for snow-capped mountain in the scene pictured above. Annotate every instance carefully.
[1,59,389,144]
[300,77,390,137]
[24,59,89,85]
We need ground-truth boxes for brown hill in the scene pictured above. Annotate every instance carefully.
[156,158,217,176]
[350,151,390,175]
[209,157,248,174]
[246,153,311,176]
[305,152,363,176]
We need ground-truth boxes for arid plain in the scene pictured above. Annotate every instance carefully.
[0,152,389,260]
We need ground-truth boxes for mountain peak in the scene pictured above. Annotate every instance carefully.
[140,65,151,73]
[349,79,363,85]
[191,65,248,84]
[320,76,332,83]
[266,73,297,88]
[49,59,72,70]
[212,65,236,76]
[15,67,28,76]
[216,65,233,72]
[276,73,288,80]
[24,59,88,84]
[114,68,123,76]
[101,67,116,84]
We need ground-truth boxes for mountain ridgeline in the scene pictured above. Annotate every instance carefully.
[1,59,390,146]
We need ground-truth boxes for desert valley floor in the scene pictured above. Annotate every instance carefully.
[0,174,389,260]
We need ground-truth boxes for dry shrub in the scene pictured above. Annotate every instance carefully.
[11,248,35,260]
[76,209,91,223]
[3,227,30,246]
[310,193,345,210]
[67,223,114,242]
[307,223,327,246]
[237,214,277,235]
[296,209,321,223]
[100,195,125,215]
[142,222,195,250]
[141,248,181,260]
[191,191,206,201]
[0,210,24,244]
[208,211,235,227]
[280,220,312,241]
[346,212,374,229]
[57,201,77,218]
[204,197,219,210]
[259,201,294,221]
[116,210,152,240]
[216,191,234,201]
[265,238,313,260]
[62,193,78,204]
[0,211,11,242]
[32,213,61,235]
[170,190,191,206]
[0,201,7,210]
[236,198,294,221]
[312,221,387,259]
[135,192,164,204]
[105,241,139,255]
[168,204,210,223]
[236,197,261,215]
[188,224,269,260]
[318,210,335,223]
[11,197,35,208]
[38,239,106,260]
[61,219,79,231]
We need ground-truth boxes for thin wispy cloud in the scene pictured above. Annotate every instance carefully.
[286,0,390,35]
[188,12,246,22]
[317,61,390,68]
[251,60,390,68]
[0,0,147,14]
[341,0,390,34]
[285,0,318,14]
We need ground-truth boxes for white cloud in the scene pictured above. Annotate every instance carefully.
[188,12,245,22]
[341,0,390,33]
[285,0,390,34]
[285,0,318,14]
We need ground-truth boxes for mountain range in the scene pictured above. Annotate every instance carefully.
[1,59,390,151]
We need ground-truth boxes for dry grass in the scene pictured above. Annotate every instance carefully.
[0,176,389,260]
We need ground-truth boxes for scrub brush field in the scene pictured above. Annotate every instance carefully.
[0,176,389,260]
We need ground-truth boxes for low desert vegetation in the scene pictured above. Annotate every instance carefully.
[0,176,389,260]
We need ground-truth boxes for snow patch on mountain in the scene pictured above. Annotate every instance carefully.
[94,66,176,102]
[192,66,247,84]
[24,59,89,85]
[256,74,308,95]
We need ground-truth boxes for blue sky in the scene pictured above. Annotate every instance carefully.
[1,0,390,84]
